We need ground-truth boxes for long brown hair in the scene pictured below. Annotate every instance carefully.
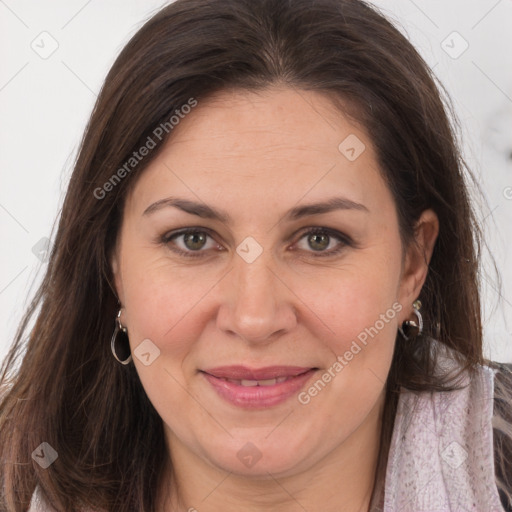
[1,0,510,510]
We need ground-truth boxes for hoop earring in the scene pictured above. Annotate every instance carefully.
[398,299,423,340]
[110,309,132,365]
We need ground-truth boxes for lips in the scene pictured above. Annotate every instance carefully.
[201,365,318,409]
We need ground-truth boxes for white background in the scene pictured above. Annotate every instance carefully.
[1,0,511,364]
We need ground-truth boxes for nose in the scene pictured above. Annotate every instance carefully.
[216,252,298,345]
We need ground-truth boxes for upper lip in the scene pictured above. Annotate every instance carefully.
[202,365,315,380]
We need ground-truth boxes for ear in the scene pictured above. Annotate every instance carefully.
[398,209,439,317]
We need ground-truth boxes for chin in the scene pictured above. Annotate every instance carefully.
[199,432,317,478]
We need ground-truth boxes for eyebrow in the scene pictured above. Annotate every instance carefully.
[142,196,369,222]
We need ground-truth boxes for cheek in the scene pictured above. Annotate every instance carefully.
[307,259,401,349]
[120,251,216,359]
[294,248,402,403]
[119,257,215,422]
[294,269,400,432]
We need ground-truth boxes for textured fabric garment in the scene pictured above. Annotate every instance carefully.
[28,490,57,512]
[383,362,505,512]
[29,363,507,511]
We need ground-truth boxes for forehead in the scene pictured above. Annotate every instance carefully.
[165,87,368,162]
[125,87,391,221]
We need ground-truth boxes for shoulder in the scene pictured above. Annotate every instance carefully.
[491,360,512,387]
[489,361,512,511]
[488,360,512,431]
[28,486,57,512]
[385,355,509,511]
[28,486,98,512]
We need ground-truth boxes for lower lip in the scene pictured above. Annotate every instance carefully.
[201,369,317,409]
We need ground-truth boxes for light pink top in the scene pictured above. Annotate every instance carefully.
[384,362,505,511]
[29,361,506,511]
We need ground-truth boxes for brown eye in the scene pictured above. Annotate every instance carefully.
[295,227,351,257]
[182,231,208,251]
[162,228,220,257]
[307,232,330,251]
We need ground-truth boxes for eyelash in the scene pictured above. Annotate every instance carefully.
[160,227,353,259]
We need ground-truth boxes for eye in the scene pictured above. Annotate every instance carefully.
[161,228,221,257]
[160,226,352,259]
[294,227,351,256]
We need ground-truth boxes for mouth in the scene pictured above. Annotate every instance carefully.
[200,366,319,409]
[214,375,297,386]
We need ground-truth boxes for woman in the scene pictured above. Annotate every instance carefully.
[1,0,511,510]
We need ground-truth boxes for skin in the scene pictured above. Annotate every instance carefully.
[112,87,439,512]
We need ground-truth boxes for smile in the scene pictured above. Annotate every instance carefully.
[201,366,318,409]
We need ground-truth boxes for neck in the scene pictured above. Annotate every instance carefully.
[157,393,385,512]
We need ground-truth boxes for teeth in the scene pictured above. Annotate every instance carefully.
[240,379,259,387]
[257,378,277,386]
[224,377,291,386]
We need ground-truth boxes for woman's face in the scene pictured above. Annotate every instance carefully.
[112,87,437,479]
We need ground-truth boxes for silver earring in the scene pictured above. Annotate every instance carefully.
[398,299,423,340]
[111,309,132,364]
